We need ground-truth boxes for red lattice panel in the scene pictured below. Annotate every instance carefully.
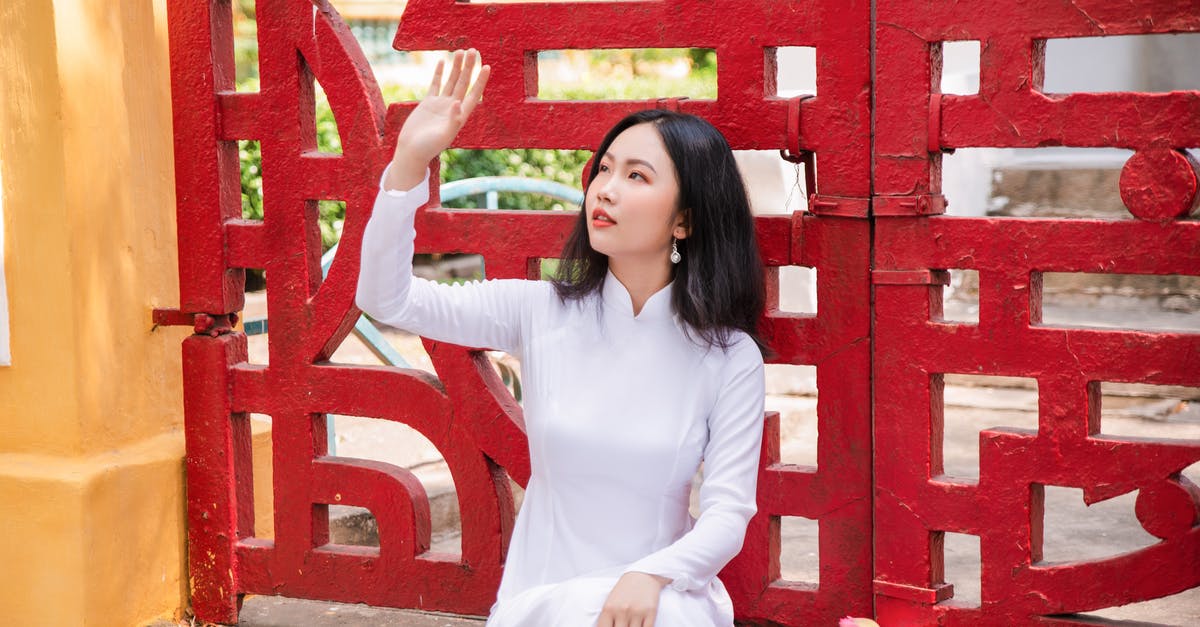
[167,0,873,624]
[873,1,1200,624]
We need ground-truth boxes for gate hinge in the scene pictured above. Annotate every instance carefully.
[927,93,955,155]
[779,95,827,216]
[152,308,239,336]
[874,194,947,216]
[780,94,815,164]
[807,195,870,218]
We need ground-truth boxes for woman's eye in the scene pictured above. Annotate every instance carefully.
[598,164,610,172]
[629,171,645,181]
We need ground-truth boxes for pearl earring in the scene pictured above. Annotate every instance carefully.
[670,237,682,264]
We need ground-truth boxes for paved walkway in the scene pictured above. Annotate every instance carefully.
[237,597,483,626]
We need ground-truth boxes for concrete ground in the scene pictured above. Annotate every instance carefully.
[217,292,1200,626]
[235,598,483,626]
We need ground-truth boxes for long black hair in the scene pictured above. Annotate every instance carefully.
[551,109,770,357]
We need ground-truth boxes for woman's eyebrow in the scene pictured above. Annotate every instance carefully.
[602,151,658,174]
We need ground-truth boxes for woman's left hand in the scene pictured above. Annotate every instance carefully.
[597,571,672,627]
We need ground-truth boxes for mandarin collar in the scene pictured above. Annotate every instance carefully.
[601,268,676,321]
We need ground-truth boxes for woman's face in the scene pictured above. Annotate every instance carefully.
[585,123,688,264]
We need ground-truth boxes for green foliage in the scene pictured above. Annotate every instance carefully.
[689,48,718,72]
[233,0,258,83]
[439,149,591,211]
[538,48,717,100]
[314,99,342,153]
[316,200,344,254]
[539,258,561,280]
[238,138,263,220]
[539,70,717,101]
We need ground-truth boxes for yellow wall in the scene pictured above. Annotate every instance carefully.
[0,1,272,624]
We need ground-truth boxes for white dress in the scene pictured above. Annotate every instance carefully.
[356,164,767,627]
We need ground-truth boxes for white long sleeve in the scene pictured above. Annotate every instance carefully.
[619,336,766,592]
[355,163,539,356]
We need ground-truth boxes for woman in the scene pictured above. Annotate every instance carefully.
[357,49,768,627]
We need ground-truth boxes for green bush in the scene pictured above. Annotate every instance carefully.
[539,72,716,101]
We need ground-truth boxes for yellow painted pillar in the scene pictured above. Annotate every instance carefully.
[0,2,271,624]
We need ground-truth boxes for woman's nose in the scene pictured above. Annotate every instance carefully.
[597,182,615,203]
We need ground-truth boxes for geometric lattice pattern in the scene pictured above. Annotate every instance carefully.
[872,2,1200,624]
[163,1,1198,624]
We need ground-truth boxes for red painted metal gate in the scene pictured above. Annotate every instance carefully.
[160,1,1200,624]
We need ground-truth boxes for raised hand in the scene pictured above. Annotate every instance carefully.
[385,48,491,191]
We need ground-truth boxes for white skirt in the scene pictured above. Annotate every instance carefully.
[485,574,735,627]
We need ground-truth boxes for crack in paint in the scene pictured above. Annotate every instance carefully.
[818,335,870,365]
[1066,0,1106,33]
[811,494,871,518]
[983,98,1021,138]
[879,486,932,528]
[879,21,925,43]
[1063,331,1083,375]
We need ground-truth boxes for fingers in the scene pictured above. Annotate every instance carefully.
[599,608,654,627]
[427,58,444,97]
[434,48,487,117]
[441,49,465,97]
[460,64,490,118]
[453,48,478,100]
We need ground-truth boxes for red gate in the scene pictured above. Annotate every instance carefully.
[872,3,1200,624]
[160,1,1199,624]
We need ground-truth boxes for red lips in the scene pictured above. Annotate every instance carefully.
[592,207,617,226]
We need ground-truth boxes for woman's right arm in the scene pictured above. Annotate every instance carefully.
[356,159,533,356]
[354,48,533,355]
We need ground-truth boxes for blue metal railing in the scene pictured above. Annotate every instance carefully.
[440,176,583,210]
